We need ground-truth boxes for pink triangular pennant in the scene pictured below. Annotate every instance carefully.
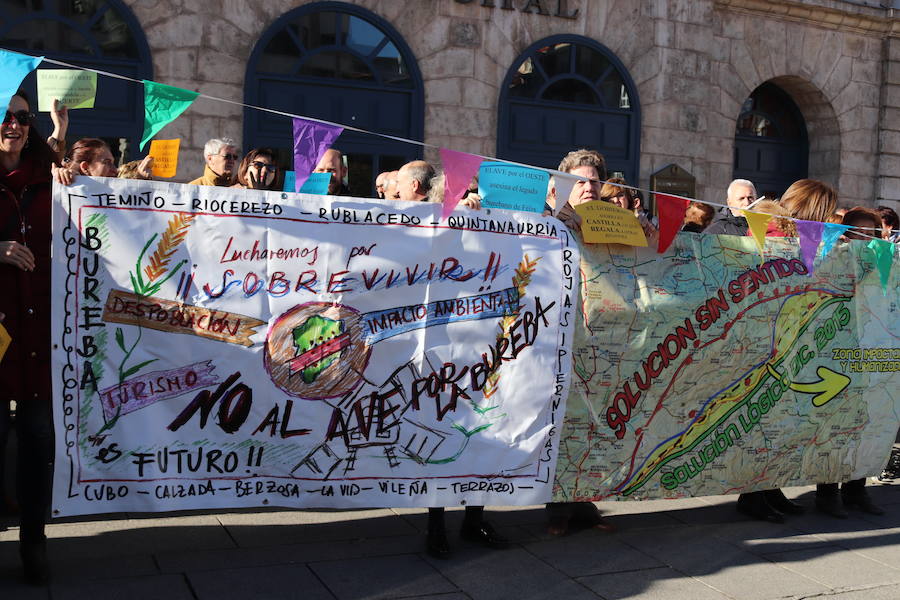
[440,148,483,219]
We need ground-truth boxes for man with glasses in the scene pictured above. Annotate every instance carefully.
[189,137,239,186]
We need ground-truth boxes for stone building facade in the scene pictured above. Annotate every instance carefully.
[7,0,899,209]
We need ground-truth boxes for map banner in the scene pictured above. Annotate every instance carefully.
[553,233,900,501]
[51,177,578,516]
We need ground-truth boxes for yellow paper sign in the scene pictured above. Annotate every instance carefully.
[149,139,180,178]
[574,201,648,246]
[0,322,10,364]
[37,69,97,111]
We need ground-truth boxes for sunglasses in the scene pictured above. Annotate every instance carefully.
[217,153,239,161]
[3,110,35,126]
[250,161,277,172]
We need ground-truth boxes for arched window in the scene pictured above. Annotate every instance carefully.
[497,36,640,184]
[733,82,809,199]
[0,0,153,162]
[245,2,424,197]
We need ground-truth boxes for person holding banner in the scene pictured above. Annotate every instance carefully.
[0,90,60,585]
[62,138,118,178]
[232,148,280,191]
[599,177,659,246]
[547,149,616,536]
[705,179,756,236]
[189,137,239,187]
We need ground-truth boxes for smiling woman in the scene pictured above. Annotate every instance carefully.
[0,89,60,585]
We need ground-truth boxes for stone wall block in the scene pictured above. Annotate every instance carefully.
[715,63,751,108]
[678,105,707,133]
[218,1,268,36]
[812,31,844,90]
[842,129,876,154]
[675,21,712,55]
[799,28,826,79]
[420,47,476,78]
[196,83,244,114]
[474,52,503,87]
[425,105,491,137]
[877,177,900,204]
[730,41,761,91]
[196,51,247,86]
[450,19,481,48]
[877,153,900,177]
[417,18,450,58]
[124,0,186,29]
[153,48,198,81]
[884,84,900,110]
[851,59,880,85]
[822,56,852,99]
[203,18,254,55]
[843,34,866,59]
[704,135,733,162]
[886,62,900,86]
[710,36,729,62]
[461,78,498,110]
[425,77,463,106]
[629,49,662,86]
[145,17,204,50]
[888,38,900,62]
[842,150,878,175]
[656,21,675,48]
[879,130,900,155]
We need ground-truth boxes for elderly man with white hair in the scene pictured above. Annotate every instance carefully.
[705,178,757,235]
[189,137,239,187]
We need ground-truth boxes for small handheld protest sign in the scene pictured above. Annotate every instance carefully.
[0,322,10,364]
[37,69,97,111]
[283,170,296,192]
[298,172,331,195]
[477,161,549,213]
[148,139,180,178]
[574,201,648,246]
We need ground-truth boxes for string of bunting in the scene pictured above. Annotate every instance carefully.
[2,48,896,288]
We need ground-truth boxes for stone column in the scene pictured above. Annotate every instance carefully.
[877,28,900,211]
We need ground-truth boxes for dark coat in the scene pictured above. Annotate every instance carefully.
[0,156,52,407]
[704,209,748,236]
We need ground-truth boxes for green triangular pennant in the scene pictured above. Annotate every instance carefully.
[140,80,198,150]
[867,238,896,295]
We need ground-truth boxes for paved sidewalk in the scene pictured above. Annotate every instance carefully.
[1,481,899,599]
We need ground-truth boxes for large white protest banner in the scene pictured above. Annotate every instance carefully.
[52,177,578,516]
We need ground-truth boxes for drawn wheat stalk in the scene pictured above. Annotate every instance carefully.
[475,253,541,413]
[130,213,195,297]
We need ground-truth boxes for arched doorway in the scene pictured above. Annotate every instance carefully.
[0,0,153,163]
[245,1,424,197]
[497,35,641,183]
[733,82,809,200]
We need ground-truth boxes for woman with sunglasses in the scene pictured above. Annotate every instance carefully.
[0,90,61,585]
[232,148,280,191]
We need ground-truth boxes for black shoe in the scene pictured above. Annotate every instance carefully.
[426,527,451,559]
[842,489,885,515]
[764,489,805,515]
[460,520,510,549]
[878,448,900,482]
[20,539,50,585]
[737,492,785,524]
[815,493,849,518]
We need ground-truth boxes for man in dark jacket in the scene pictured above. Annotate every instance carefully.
[705,178,757,235]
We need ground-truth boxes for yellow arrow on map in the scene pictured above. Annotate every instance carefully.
[766,364,850,407]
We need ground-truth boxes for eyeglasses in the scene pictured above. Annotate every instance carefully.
[217,153,239,161]
[3,110,35,126]
[250,161,277,172]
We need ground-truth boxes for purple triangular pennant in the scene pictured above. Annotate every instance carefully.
[292,117,344,191]
[795,220,824,276]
